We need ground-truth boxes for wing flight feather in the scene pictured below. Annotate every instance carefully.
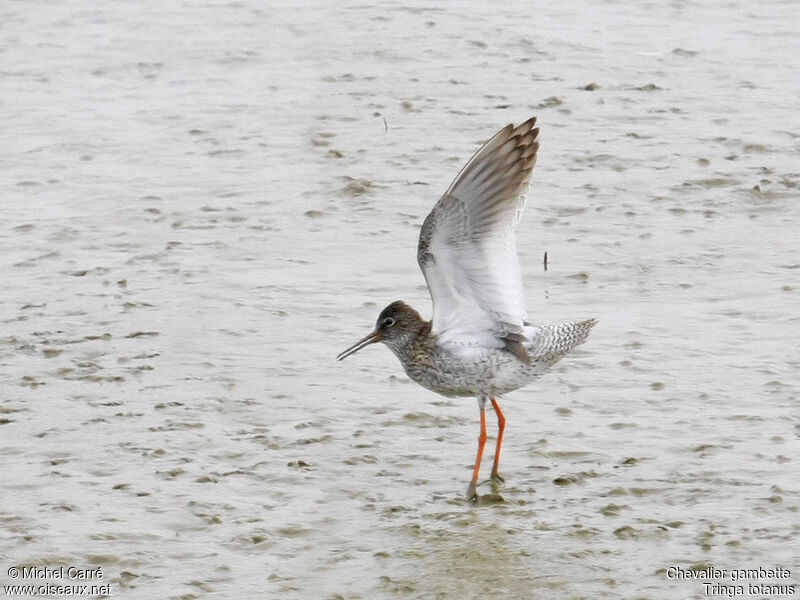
[417,118,540,361]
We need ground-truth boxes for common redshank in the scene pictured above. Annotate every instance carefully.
[337,117,596,501]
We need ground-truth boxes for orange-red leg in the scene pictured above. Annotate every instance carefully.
[467,406,487,500]
[490,397,505,482]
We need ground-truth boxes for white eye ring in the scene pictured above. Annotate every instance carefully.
[383,317,395,327]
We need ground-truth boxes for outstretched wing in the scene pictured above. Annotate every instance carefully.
[417,118,540,361]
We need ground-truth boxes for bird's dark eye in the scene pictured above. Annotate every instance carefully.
[383,317,395,328]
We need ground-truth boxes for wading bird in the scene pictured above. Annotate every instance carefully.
[337,118,596,501]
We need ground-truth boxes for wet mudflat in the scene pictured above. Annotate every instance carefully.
[1,1,798,598]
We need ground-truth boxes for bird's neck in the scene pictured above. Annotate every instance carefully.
[387,318,433,361]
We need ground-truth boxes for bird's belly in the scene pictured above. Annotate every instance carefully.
[400,347,547,398]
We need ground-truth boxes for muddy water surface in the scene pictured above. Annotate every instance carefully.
[2,1,798,598]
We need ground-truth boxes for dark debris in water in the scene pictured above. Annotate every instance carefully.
[666,520,685,528]
[613,525,639,539]
[287,460,311,469]
[340,176,374,196]
[148,421,205,432]
[533,96,563,109]
[475,493,505,505]
[553,471,598,486]
[20,376,46,388]
[599,503,627,517]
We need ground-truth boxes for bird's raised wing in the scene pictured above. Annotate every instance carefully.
[417,118,539,362]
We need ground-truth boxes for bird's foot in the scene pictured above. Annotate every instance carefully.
[466,481,479,503]
[465,481,505,505]
[466,477,505,503]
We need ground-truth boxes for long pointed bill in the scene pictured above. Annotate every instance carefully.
[336,330,381,361]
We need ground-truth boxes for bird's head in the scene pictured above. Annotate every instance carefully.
[336,301,426,360]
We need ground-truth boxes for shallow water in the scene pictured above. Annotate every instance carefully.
[2,1,798,598]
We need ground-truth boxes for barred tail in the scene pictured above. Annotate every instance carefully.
[528,318,596,366]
